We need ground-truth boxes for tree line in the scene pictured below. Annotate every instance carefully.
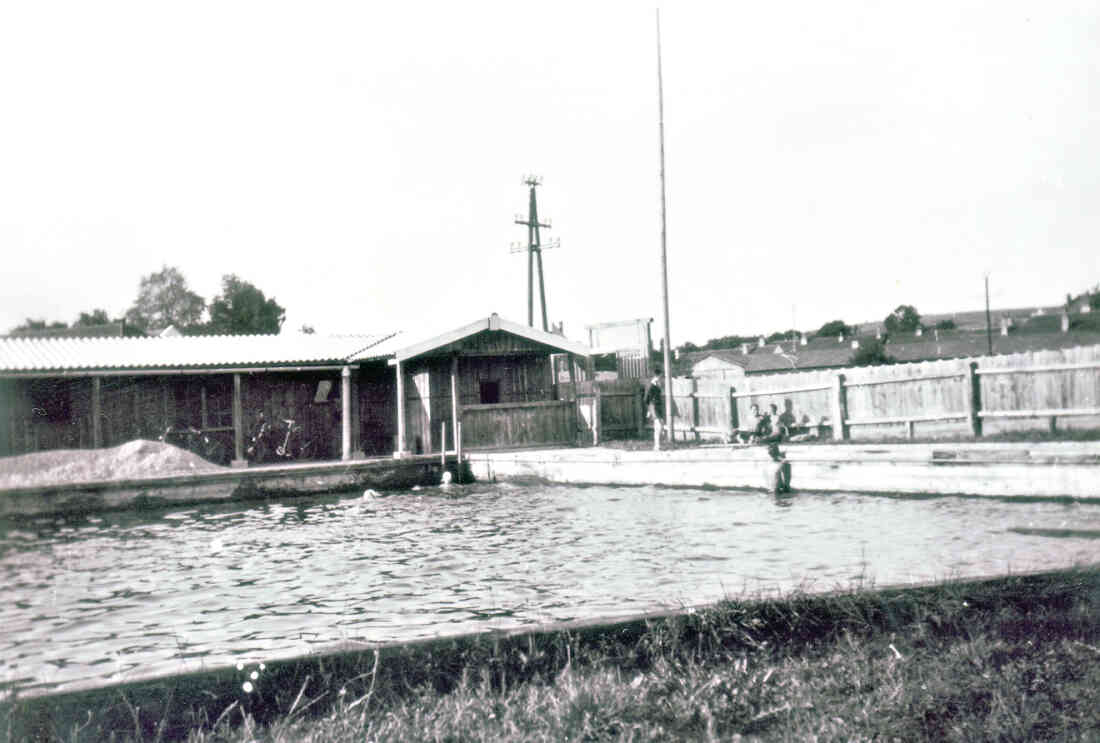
[9,266,293,336]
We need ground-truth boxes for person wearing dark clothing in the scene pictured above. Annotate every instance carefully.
[644,375,665,451]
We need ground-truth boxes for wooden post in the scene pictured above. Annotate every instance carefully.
[92,377,102,448]
[906,419,915,440]
[728,387,737,442]
[441,421,447,464]
[567,354,579,444]
[395,360,407,457]
[831,373,847,441]
[232,373,246,467]
[637,381,645,436]
[349,368,362,458]
[593,383,602,445]
[456,421,463,471]
[450,356,459,453]
[690,377,699,442]
[341,366,352,461]
[966,361,982,438]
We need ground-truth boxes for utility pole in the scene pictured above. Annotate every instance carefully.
[511,176,559,331]
[656,9,674,441]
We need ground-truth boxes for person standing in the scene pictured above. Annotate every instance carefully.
[644,374,665,451]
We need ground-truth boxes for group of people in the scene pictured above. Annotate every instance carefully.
[736,402,794,445]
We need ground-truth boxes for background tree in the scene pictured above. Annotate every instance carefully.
[125,266,205,334]
[884,304,922,334]
[766,329,800,342]
[206,274,286,335]
[850,338,896,366]
[9,318,67,333]
[816,319,853,338]
[73,309,111,327]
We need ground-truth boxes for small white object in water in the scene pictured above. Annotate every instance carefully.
[362,489,379,499]
[412,485,422,491]
[441,471,453,486]
[242,681,253,693]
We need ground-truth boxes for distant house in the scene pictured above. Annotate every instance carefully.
[691,350,749,379]
[681,307,1100,379]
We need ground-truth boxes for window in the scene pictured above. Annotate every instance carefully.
[314,379,334,403]
[479,380,500,404]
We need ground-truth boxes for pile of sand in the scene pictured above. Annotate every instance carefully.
[0,440,227,489]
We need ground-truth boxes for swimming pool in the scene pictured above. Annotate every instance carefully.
[2,482,1098,698]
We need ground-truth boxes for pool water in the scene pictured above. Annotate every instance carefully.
[2,482,1098,697]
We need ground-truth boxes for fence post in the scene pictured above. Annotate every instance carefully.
[637,381,645,437]
[728,387,737,442]
[593,384,602,445]
[831,373,848,441]
[966,361,982,438]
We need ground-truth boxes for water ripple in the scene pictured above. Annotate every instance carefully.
[1,483,1098,696]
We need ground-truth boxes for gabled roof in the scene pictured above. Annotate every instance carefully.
[691,350,750,369]
[393,314,590,362]
[0,332,401,374]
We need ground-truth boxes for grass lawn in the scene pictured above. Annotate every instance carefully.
[36,567,1095,743]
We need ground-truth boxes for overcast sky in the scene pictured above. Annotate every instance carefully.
[1,1,1096,345]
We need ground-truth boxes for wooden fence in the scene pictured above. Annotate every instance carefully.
[694,343,1100,441]
[576,379,645,444]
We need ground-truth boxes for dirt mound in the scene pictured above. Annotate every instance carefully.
[0,440,227,489]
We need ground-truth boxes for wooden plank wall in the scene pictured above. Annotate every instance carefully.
[460,401,575,449]
[358,362,396,456]
[404,355,555,454]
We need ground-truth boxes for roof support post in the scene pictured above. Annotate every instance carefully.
[341,366,353,461]
[450,355,459,453]
[567,353,578,445]
[231,373,247,467]
[395,359,407,457]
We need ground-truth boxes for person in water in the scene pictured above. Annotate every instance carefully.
[767,443,792,494]
[644,374,665,451]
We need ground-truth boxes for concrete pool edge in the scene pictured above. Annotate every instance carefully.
[4,564,1098,741]
[1,441,1097,517]
[0,455,459,517]
[467,441,1100,499]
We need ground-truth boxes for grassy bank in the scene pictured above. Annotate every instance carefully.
[15,568,1098,742]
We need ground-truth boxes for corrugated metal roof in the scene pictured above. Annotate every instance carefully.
[0,332,401,373]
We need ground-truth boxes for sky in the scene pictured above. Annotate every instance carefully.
[1,1,1097,347]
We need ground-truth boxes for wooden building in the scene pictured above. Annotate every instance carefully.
[0,315,592,463]
[391,314,591,454]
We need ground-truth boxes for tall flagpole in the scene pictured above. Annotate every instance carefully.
[656,9,674,442]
